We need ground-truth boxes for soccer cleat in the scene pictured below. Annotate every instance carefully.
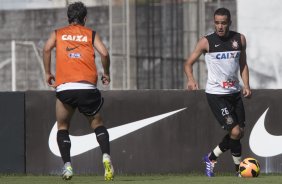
[103,154,114,181]
[203,154,216,177]
[236,172,242,177]
[62,162,73,180]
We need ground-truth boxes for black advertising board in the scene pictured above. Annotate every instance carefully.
[23,90,282,174]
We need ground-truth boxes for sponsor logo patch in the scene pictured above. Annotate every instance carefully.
[62,35,88,42]
[68,53,81,58]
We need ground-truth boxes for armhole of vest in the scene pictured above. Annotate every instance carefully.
[238,33,243,48]
[92,31,96,46]
[54,30,57,45]
[205,35,211,53]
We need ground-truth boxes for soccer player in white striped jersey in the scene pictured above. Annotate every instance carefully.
[184,7,251,177]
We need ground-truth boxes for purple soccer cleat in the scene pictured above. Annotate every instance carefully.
[203,154,216,177]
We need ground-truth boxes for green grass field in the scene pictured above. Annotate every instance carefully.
[0,174,281,184]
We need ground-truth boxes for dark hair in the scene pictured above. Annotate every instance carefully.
[214,8,231,22]
[67,2,87,25]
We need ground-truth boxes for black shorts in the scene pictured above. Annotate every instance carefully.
[206,92,245,131]
[56,89,104,116]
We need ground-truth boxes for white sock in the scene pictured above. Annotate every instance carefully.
[103,153,111,161]
[213,146,223,157]
[232,156,242,165]
[64,162,71,167]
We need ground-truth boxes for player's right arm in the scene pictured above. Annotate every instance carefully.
[43,31,56,87]
[184,37,208,90]
[239,34,251,98]
[93,32,111,85]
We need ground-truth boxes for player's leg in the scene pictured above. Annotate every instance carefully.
[209,133,230,160]
[203,133,231,177]
[78,89,114,181]
[56,98,75,180]
[204,93,232,177]
[208,113,237,163]
[229,93,245,174]
[88,114,110,155]
[230,124,243,174]
[205,93,242,177]
[88,114,114,181]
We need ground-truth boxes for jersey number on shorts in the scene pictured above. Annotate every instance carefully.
[221,107,229,116]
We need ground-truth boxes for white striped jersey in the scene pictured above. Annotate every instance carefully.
[204,31,242,94]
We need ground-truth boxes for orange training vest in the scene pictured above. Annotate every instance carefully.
[55,24,97,86]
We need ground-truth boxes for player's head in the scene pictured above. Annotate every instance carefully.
[213,8,232,37]
[67,1,87,25]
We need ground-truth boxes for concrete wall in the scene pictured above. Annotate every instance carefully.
[0,6,109,91]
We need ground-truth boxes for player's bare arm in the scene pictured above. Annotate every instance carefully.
[94,33,111,85]
[184,37,208,90]
[239,34,251,98]
[43,31,56,87]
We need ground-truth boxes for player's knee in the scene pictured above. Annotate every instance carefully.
[230,125,242,140]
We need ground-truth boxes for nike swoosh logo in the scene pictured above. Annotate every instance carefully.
[215,44,220,47]
[66,45,79,51]
[49,108,186,157]
[249,108,282,157]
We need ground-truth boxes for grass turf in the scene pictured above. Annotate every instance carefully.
[0,174,281,184]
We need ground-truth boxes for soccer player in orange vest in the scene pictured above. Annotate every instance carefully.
[43,2,114,181]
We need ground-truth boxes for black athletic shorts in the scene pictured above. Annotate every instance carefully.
[206,92,245,131]
[56,89,104,116]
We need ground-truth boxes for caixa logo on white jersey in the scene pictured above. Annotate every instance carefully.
[216,52,240,60]
[62,35,88,42]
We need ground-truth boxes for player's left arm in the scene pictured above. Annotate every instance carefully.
[239,34,251,98]
[94,32,111,85]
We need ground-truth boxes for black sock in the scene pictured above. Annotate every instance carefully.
[57,130,71,164]
[209,152,217,161]
[230,138,242,171]
[219,134,230,152]
[230,138,241,157]
[94,126,110,155]
[209,134,230,161]
[235,164,240,172]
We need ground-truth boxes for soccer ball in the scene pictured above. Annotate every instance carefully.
[239,157,260,177]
